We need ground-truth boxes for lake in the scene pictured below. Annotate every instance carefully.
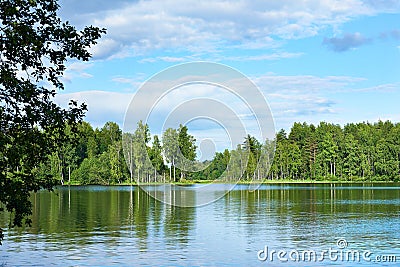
[1,183,400,266]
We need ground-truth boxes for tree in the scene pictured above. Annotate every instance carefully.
[272,130,288,179]
[108,140,124,184]
[289,122,312,179]
[132,121,151,183]
[341,133,360,179]
[45,124,80,184]
[122,132,135,183]
[222,149,231,180]
[259,139,275,180]
[316,124,340,178]
[162,128,179,182]
[243,134,262,180]
[75,121,95,164]
[72,154,109,185]
[305,124,318,180]
[229,144,245,181]
[149,135,166,181]
[0,0,105,244]
[177,124,197,180]
[288,142,302,179]
[98,122,122,154]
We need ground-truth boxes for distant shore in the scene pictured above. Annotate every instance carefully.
[62,179,399,186]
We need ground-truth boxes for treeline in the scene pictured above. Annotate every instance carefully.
[37,121,199,184]
[38,120,400,184]
[271,121,400,181]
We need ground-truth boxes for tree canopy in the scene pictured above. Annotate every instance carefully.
[0,0,105,244]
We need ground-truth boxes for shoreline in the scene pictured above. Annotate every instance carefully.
[62,179,399,186]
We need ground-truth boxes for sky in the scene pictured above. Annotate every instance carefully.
[55,0,400,153]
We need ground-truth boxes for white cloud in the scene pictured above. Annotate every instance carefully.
[207,51,305,62]
[111,77,143,90]
[139,51,303,63]
[251,74,371,129]
[60,0,398,59]
[89,38,124,60]
[139,56,189,63]
[253,73,365,94]
[54,72,372,136]
[52,67,400,144]
[54,91,133,128]
[112,77,137,85]
[354,82,400,92]
[62,62,94,83]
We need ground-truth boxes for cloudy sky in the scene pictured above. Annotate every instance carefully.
[56,0,400,151]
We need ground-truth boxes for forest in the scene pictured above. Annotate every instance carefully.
[37,120,400,185]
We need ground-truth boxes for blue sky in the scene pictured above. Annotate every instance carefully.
[55,0,400,152]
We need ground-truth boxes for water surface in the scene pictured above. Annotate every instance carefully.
[1,183,399,266]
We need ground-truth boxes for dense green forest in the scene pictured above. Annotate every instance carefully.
[38,120,400,185]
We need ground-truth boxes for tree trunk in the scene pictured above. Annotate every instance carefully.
[173,157,176,182]
[333,158,336,177]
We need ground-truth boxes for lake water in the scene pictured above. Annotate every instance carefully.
[1,184,400,266]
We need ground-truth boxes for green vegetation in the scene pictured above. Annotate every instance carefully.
[275,121,400,182]
[0,0,105,244]
[40,120,400,187]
